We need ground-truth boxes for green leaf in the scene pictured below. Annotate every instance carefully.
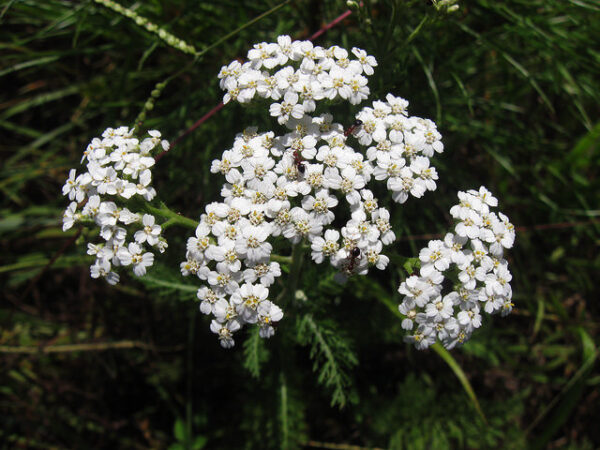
[192,436,207,449]
[173,418,185,442]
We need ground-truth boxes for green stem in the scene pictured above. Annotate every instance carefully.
[404,14,429,47]
[279,370,289,450]
[287,243,304,303]
[185,309,195,450]
[270,254,293,265]
[143,201,198,230]
[276,244,304,304]
[160,217,178,230]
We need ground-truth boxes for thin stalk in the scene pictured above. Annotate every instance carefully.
[279,370,289,450]
[142,201,198,230]
[186,310,196,450]
[286,243,304,304]
[404,14,429,47]
[270,254,293,265]
[134,0,292,128]
[195,0,291,59]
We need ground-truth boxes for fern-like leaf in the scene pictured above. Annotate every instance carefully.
[243,326,269,378]
[296,314,358,408]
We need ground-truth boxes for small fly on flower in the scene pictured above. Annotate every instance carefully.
[293,149,305,175]
[344,119,363,137]
[347,246,361,272]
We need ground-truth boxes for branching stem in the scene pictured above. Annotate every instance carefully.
[142,201,198,230]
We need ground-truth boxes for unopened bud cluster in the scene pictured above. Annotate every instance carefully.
[432,0,460,13]
[398,187,515,350]
[62,127,169,285]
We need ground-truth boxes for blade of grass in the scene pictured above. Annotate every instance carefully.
[430,342,487,423]
[412,46,442,124]
[451,72,474,116]
[0,120,43,139]
[0,255,90,273]
[136,275,198,294]
[280,370,289,450]
[194,0,292,60]
[0,85,80,120]
[0,0,18,22]
[0,55,60,78]
[455,21,555,114]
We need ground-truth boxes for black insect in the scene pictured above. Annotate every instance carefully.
[348,247,361,272]
[293,150,305,175]
[344,119,363,137]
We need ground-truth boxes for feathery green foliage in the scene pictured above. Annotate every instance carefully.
[243,325,270,378]
[297,314,359,408]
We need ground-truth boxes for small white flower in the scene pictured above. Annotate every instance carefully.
[134,214,161,245]
[258,301,283,338]
[351,47,377,75]
[405,324,436,350]
[117,243,154,276]
[301,189,338,225]
[90,258,120,285]
[235,224,272,262]
[197,286,223,315]
[310,229,340,263]
[457,305,482,330]
[210,319,241,348]
[243,260,281,286]
[425,295,454,322]
[269,90,305,124]
[231,283,270,323]
[62,202,80,231]
[419,240,451,275]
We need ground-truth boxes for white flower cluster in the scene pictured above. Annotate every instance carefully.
[180,117,399,348]
[184,36,447,349]
[218,35,376,111]
[61,126,169,285]
[398,187,516,350]
[355,95,443,204]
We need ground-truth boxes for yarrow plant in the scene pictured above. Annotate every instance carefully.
[62,35,514,352]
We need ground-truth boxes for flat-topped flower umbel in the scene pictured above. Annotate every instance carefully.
[62,127,169,285]
[182,35,450,348]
